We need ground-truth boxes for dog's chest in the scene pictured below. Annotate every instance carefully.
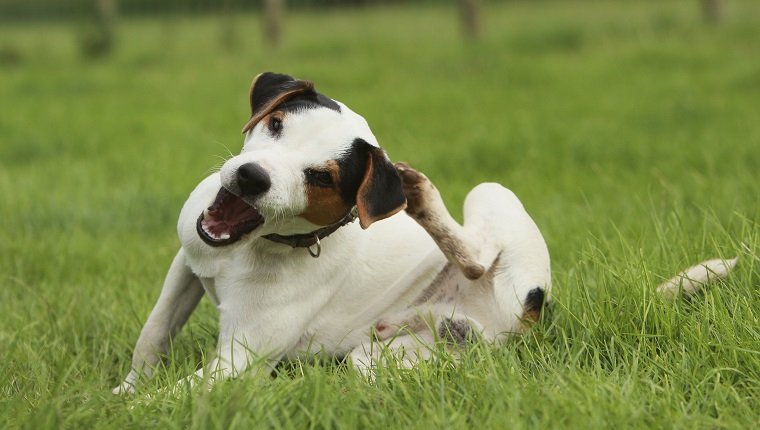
[200,250,345,309]
[185,212,444,354]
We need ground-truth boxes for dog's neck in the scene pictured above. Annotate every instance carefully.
[262,208,357,255]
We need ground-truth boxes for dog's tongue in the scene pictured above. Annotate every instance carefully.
[200,188,261,241]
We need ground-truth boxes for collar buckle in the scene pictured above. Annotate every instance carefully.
[262,207,356,257]
[306,235,321,258]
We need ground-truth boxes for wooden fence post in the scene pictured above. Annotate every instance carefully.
[81,0,117,57]
[263,0,284,48]
[221,0,240,50]
[459,0,481,40]
[701,0,721,24]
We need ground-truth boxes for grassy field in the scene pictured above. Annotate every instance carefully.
[1,0,759,428]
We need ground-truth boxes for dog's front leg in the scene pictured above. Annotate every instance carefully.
[175,339,281,391]
[174,304,311,390]
[113,249,205,394]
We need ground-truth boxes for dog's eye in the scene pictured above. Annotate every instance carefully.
[304,169,334,188]
[268,116,283,136]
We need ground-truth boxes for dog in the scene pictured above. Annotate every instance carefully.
[112,72,552,393]
[113,72,735,393]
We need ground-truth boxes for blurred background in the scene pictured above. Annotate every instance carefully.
[0,0,758,277]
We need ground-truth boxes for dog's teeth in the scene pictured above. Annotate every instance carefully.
[201,222,230,241]
[202,224,216,238]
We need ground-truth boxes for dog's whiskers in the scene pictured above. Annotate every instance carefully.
[205,161,226,176]
[274,206,288,228]
[201,143,237,175]
[214,141,236,160]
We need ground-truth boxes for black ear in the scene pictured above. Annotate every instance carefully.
[355,142,407,229]
[242,72,315,133]
[248,72,296,115]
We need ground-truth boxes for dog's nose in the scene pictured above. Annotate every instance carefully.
[236,163,271,197]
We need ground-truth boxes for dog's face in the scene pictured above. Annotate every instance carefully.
[197,72,407,247]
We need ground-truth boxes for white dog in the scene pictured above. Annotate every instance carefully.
[113,72,735,393]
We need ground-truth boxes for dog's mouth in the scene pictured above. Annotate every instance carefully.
[196,188,265,247]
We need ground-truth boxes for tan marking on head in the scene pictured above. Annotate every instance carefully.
[300,161,352,226]
[257,110,285,134]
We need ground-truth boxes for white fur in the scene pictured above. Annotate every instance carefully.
[113,100,551,394]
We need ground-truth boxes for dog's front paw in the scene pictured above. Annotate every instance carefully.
[394,162,439,218]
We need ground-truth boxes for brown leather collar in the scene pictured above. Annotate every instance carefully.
[262,208,357,251]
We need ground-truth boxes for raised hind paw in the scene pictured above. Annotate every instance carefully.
[394,162,442,219]
[394,162,485,280]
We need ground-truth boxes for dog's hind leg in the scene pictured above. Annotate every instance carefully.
[462,183,552,335]
[395,162,490,280]
[395,162,551,336]
[113,248,205,394]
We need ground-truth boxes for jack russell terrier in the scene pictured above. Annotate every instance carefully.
[113,72,737,393]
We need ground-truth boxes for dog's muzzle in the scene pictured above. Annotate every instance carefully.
[197,187,265,247]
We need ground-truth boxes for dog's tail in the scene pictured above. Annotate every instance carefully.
[656,257,739,301]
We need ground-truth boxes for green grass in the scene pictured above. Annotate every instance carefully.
[1,0,759,428]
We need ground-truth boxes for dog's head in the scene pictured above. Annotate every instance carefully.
[197,72,407,247]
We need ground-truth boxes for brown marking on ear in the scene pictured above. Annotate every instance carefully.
[241,80,315,134]
[356,155,376,228]
[356,148,407,229]
[247,72,265,110]
[300,161,352,226]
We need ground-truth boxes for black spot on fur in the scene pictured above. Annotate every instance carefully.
[336,139,371,205]
[438,318,476,346]
[250,72,340,118]
[524,287,546,319]
[336,138,405,216]
[250,73,298,115]
[277,91,341,115]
